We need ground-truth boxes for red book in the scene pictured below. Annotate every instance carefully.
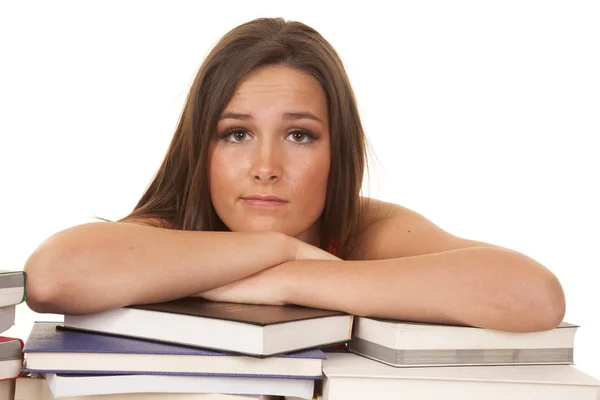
[0,336,23,380]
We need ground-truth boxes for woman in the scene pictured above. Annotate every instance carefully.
[24,17,565,333]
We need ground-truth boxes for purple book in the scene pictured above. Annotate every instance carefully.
[23,322,324,379]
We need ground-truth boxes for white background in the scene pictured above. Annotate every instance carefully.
[1,0,599,379]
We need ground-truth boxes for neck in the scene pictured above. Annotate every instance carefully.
[295,218,322,247]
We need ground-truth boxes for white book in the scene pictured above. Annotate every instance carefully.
[350,317,577,367]
[0,270,26,308]
[64,298,351,357]
[0,358,22,380]
[322,352,600,400]
[45,373,315,399]
[0,336,23,380]
[353,318,577,350]
[15,374,278,400]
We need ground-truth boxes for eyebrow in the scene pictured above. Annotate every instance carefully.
[219,112,324,124]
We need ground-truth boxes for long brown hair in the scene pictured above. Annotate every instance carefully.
[121,17,370,256]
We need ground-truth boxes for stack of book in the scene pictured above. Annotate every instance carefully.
[0,270,28,399]
[314,317,600,399]
[18,297,353,399]
[11,288,600,399]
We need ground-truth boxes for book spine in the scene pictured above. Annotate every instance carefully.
[0,336,24,380]
[21,271,27,303]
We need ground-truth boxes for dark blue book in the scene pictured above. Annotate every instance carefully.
[23,322,324,379]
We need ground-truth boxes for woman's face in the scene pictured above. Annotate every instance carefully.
[209,65,331,244]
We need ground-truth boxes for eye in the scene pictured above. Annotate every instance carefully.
[287,129,318,144]
[219,128,250,143]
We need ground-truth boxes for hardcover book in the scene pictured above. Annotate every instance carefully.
[44,372,315,398]
[0,271,26,308]
[15,373,279,400]
[322,352,600,400]
[64,298,352,357]
[349,317,577,367]
[24,322,324,378]
[0,336,24,380]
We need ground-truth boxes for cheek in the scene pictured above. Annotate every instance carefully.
[208,150,240,202]
[293,155,330,199]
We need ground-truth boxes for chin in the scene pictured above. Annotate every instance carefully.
[232,222,300,237]
[220,211,317,238]
[249,224,294,235]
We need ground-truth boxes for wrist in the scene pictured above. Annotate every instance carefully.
[277,260,300,305]
[273,231,299,263]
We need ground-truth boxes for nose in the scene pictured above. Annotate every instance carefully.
[250,137,283,183]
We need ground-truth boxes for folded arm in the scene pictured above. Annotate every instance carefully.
[282,246,564,332]
[24,220,293,315]
[201,199,565,333]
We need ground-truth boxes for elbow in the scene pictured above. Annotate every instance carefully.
[24,237,74,314]
[533,274,566,331]
[491,249,566,333]
[514,271,566,333]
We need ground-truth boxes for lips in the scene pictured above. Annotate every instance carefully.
[241,196,288,207]
[242,195,287,202]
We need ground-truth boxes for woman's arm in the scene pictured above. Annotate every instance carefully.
[24,221,294,315]
[281,247,565,333]
[199,248,564,333]
[200,199,565,333]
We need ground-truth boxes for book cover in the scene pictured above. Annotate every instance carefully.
[352,316,578,350]
[130,298,347,326]
[24,322,324,378]
[64,299,352,357]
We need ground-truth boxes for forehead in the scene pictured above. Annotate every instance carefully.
[226,66,328,113]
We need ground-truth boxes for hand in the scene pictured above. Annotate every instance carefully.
[199,264,290,305]
[291,237,343,262]
[199,237,342,305]
[199,247,343,305]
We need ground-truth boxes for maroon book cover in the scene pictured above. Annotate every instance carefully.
[0,336,24,380]
[129,297,347,326]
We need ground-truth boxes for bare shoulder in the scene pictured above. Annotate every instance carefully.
[343,197,500,260]
[120,216,174,229]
